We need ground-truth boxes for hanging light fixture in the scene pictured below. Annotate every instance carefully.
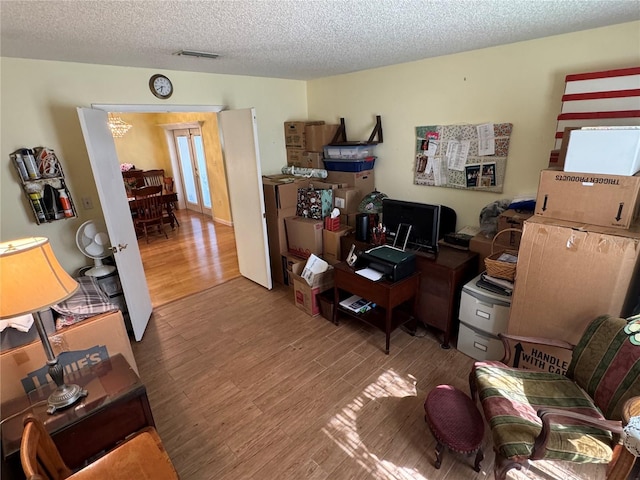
[107,113,132,138]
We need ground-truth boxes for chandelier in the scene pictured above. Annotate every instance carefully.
[107,113,132,138]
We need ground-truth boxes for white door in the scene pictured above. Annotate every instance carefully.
[76,107,152,341]
[172,128,213,217]
[219,108,272,289]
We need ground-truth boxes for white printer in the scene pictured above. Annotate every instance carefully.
[457,272,512,361]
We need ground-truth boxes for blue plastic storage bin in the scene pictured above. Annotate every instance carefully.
[323,157,376,172]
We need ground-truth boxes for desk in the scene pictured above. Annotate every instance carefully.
[340,234,478,348]
[1,354,154,477]
[128,192,178,229]
[332,262,420,354]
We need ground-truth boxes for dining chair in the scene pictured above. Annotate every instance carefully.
[20,414,179,479]
[143,169,165,188]
[122,170,145,196]
[132,185,168,243]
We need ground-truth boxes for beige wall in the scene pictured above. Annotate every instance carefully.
[1,58,307,271]
[307,21,640,229]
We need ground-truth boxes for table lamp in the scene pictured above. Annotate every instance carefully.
[0,237,87,414]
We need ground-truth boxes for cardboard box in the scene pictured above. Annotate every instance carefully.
[326,170,375,200]
[305,124,339,152]
[300,152,324,170]
[323,225,354,264]
[508,216,640,352]
[263,176,311,284]
[1,311,137,402]
[333,187,361,215]
[290,262,334,316]
[282,253,306,287]
[565,128,640,176]
[286,147,305,167]
[469,232,494,275]
[285,216,324,258]
[284,121,325,148]
[495,209,533,249]
[535,170,640,229]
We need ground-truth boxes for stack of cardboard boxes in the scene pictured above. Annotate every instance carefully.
[261,122,378,316]
[285,121,339,169]
[506,128,640,374]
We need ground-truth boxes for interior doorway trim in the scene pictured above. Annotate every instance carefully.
[92,104,226,113]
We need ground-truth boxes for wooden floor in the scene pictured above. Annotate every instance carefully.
[131,257,607,479]
[137,209,241,307]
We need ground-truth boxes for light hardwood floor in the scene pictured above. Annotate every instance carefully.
[132,212,606,480]
[137,209,241,307]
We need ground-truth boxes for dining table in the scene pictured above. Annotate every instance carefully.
[128,192,179,229]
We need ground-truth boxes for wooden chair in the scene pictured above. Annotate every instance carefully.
[469,314,640,479]
[143,169,165,188]
[132,185,168,243]
[122,169,145,195]
[20,414,179,479]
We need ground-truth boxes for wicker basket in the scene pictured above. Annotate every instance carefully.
[484,228,521,281]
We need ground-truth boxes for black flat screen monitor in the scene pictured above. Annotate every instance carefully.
[382,199,456,255]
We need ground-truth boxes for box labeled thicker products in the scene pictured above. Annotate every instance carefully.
[535,170,640,229]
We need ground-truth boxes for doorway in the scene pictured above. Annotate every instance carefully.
[80,105,272,339]
[172,127,213,218]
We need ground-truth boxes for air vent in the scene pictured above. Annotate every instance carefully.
[174,50,220,59]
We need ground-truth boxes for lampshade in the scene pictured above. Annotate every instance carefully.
[0,237,78,319]
[358,190,388,215]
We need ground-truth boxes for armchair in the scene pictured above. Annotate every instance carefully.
[469,314,640,479]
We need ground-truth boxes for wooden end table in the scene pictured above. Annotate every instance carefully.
[332,261,420,354]
[1,354,154,477]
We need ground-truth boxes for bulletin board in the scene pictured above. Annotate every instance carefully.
[413,123,513,193]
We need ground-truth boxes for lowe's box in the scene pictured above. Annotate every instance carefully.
[290,260,334,316]
[535,170,640,229]
[564,128,640,176]
[285,216,323,258]
[0,311,136,402]
[507,216,640,373]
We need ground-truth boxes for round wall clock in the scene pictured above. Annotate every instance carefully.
[149,74,173,99]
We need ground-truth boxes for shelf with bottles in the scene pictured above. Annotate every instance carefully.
[10,147,78,224]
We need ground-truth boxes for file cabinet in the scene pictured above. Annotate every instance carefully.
[457,273,511,361]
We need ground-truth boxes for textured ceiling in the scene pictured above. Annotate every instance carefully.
[1,0,639,80]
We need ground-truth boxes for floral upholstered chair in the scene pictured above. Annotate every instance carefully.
[469,314,640,479]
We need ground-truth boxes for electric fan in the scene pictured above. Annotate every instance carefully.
[75,220,116,277]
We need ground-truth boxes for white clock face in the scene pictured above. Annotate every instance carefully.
[151,75,173,98]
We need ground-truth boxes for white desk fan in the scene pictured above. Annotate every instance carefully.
[76,220,116,277]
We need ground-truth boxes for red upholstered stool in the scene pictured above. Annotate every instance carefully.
[424,384,485,472]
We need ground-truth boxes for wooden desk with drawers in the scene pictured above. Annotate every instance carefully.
[340,234,478,348]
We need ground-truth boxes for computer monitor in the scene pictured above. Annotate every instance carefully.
[382,199,456,255]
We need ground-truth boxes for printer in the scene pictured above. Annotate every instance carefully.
[358,246,416,282]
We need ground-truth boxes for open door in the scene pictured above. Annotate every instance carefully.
[76,107,152,341]
[219,108,272,289]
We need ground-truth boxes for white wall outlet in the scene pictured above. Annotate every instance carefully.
[81,196,93,209]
